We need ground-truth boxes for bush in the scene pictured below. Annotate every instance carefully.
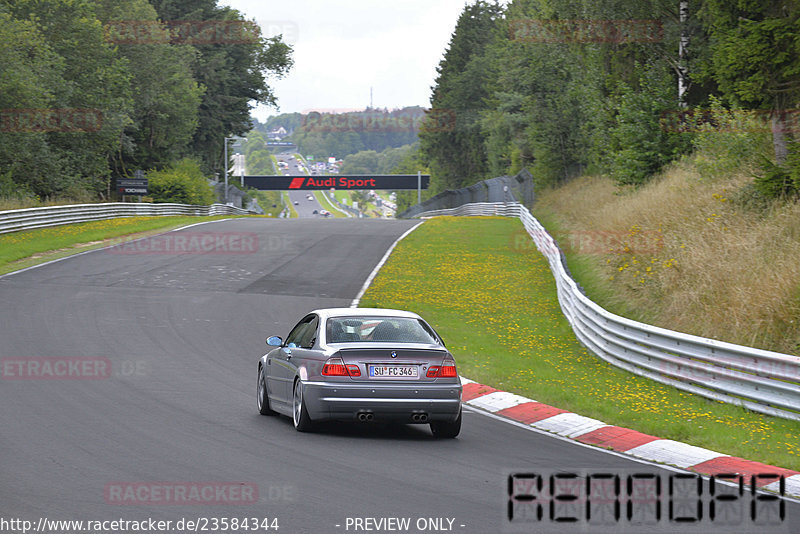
[691,97,772,179]
[146,159,215,205]
[0,169,37,199]
[755,159,795,199]
[754,143,800,200]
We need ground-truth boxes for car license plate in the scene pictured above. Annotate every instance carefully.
[368,365,418,378]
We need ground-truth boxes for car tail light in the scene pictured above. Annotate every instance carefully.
[322,357,361,377]
[439,360,457,377]
[322,357,348,376]
[426,359,457,378]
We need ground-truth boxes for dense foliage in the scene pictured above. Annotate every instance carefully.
[0,0,292,201]
[417,0,800,196]
[287,107,425,160]
[339,145,416,175]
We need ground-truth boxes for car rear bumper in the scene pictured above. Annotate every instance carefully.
[301,380,462,422]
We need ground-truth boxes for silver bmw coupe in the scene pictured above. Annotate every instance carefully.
[257,308,462,437]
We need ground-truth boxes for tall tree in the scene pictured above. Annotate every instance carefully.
[419,0,504,191]
[149,0,293,176]
[1,0,131,197]
[94,0,204,175]
[699,0,800,162]
[0,8,63,195]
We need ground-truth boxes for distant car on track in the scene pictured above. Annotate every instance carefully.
[257,308,462,437]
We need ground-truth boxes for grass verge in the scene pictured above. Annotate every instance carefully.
[250,190,283,217]
[533,164,800,355]
[0,215,245,276]
[359,216,800,470]
[332,189,352,205]
[314,192,348,218]
[281,192,298,218]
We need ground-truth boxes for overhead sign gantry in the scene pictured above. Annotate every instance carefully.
[242,174,430,191]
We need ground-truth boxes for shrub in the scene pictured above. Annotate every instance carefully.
[691,97,772,179]
[0,170,35,201]
[751,141,800,200]
[146,159,215,205]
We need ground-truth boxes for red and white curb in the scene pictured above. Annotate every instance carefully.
[459,377,800,499]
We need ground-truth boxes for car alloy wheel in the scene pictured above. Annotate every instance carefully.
[257,366,276,415]
[292,379,313,432]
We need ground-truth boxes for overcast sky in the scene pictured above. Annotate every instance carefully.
[218,0,475,121]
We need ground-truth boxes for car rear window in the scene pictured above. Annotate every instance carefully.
[327,316,440,344]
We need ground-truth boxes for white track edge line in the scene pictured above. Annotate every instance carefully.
[0,218,236,280]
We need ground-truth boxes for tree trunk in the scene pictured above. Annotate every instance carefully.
[678,0,690,108]
[772,108,789,164]
[772,90,792,164]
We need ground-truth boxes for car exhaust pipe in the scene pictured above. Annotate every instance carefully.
[411,413,429,422]
[357,412,374,422]
[365,413,374,422]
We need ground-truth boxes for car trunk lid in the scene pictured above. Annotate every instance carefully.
[335,347,452,383]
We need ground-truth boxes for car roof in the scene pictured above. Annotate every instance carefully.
[310,308,423,321]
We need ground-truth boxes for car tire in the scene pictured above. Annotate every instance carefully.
[292,379,314,432]
[430,409,461,439]
[257,366,276,416]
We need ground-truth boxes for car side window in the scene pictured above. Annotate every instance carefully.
[286,315,312,347]
[285,315,318,349]
[297,316,319,349]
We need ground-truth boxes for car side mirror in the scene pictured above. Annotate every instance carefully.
[266,336,283,346]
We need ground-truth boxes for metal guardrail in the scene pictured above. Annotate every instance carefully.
[0,203,252,235]
[414,202,800,421]
[398,169,534,219]
[326,192,359,217]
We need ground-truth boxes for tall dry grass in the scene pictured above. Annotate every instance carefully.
[0,196,99,212]
[534,157,800,355]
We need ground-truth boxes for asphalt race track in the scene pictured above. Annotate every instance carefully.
[1,218,797,534]
[276,153,327,219]
[287,189,323,218]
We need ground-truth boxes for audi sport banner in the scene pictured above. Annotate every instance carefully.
[242,174,430,191]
